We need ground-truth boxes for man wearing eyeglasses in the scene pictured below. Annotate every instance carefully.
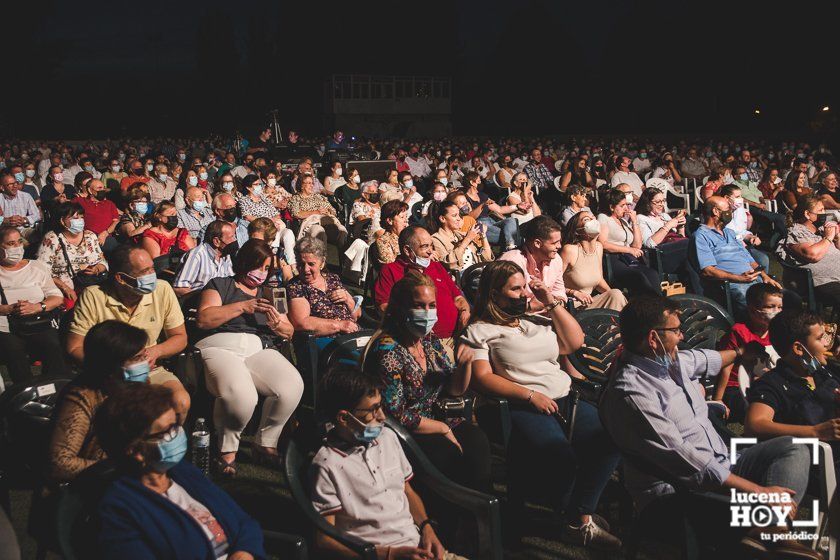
[601,296,821,559]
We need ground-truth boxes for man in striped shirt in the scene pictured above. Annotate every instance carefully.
[172,220,236,297]
[0,170,40,241]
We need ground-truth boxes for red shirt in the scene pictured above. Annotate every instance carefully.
[73,196,119,235]
[120,175,150,192]
[718,322,771,388]
[375,256,463,339]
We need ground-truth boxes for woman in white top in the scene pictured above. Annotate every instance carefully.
[596,188,661,296]
[462,260,621,550]
[506,172,541,225]
[0,226,67,384]
[633,187,693,286]
[323,160,346,196]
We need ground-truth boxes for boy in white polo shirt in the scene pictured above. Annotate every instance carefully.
[311,366,464,560]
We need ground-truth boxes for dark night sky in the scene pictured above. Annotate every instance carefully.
[4,0,838,139]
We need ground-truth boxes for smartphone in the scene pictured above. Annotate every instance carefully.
[753,264,765,273]
[261,286,287,314]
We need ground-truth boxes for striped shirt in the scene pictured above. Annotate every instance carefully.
[176,207,214,240]
[172,243,233,291]
[0,191,40,227]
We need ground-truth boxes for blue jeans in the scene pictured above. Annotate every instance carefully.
[732,436,811,506]
[747,245,769,271]
[507,398,620,522]
[727,278,762,318]
[478,216,519,249]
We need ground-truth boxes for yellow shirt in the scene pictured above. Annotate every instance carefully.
[69,280,185,346]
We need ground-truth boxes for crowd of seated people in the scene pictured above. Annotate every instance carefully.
[2,134,840,560]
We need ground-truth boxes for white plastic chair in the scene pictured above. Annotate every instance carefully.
[815,442,837,560]
[737,365,750,399]
[553,176,563,191]
[595,178,607,188]
[646,177,690,211]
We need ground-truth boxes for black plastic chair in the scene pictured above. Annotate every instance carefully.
[44,461,308,560]
[292,330,375,411]
[566,308,621,385]
[285,437,379,560]
[776,255,818,313]
[384,418,504,560]
[459,261,491,306]
[410,200,425,226]
[670,293,733,350]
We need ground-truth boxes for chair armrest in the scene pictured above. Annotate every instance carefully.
[570,377,603,403]
[385,419,503,560]
[262,530,308,560]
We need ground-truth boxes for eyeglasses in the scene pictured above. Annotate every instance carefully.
[654,326,682,335]
[146,423,180,442]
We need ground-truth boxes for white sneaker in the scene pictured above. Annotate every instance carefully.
[562,517,622,551]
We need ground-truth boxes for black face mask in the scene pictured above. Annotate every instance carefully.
[163,216,179,230]
[813,213,827,228]
[718,209,733,226]
[133,168,144,176]
[499,295,528,318]
[367,193,380,203]
[220,240,239,257]
[220,208,238,222]
[94,190,108,200]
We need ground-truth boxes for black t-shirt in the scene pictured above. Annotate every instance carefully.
[201,276,268,337]
[746,360,840,427]
[466,191,490,220]
[817,185,840,205]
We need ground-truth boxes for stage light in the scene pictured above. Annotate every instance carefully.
[754,109,761,115]
[822,106,830,112]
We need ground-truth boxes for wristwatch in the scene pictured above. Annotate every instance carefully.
[40,302,47,313]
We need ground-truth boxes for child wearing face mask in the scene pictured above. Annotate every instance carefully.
[714,283,783,423]
[312,364,468,560]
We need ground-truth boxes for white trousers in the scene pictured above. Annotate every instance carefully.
[196,332,303,452]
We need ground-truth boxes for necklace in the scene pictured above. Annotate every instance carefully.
[578,242,596,256]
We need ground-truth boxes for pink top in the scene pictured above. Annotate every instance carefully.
[499,247,567,302]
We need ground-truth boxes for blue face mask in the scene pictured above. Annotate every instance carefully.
[133,202,149,215]
[407,308,437,337]
[122,360,150,383]
[652,331,678,370]
[14,172,24,183]
[152,426,188,472]
[67,218,85,234]
[347,413,383,444]
[192,200,207,212]
[122,272,157,295]
[800,345,822,374]
[222,182,234,192]
[251,184,263,196]
[740,173,749,181]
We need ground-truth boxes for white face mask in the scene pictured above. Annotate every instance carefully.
[773,177,782,185]
[583,219,601,238]
[1,245,24,265]
[267,177,277,187]
[352,175,361,184]
[433,191,446,202]
[723,174,734,185]
[624,193,633,203]
[731,197,743,208]
[335,168,343,176]
[187,176,198,187]
[439,177,448,186]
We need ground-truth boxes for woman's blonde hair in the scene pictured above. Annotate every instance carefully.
[248,217,277,241]
[470,260,525,326]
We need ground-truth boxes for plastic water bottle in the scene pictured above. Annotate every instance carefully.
[191,418,210,476]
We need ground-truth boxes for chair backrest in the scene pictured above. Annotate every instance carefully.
[776,256,817,312]
[553,176,562,190]
[320,330,376,373]
[567,309,621,382]
[737,365,750,399]
[284,436,378,560]
[459,261,492,305]
[670,293,734,350]
[55,462,118,560]
[410,201,424,226]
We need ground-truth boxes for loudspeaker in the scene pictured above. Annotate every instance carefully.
[346,160,397,183]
